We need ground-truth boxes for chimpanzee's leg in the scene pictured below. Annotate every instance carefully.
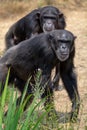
[14,77,34,110]
[52,63,64,91]
[40,68,56,116]
[0,64,8,95]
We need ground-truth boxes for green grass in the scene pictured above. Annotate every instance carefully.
[0,70,49,130]
[0,70,87,130]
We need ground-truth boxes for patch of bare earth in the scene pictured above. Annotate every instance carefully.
[0,8,87,129]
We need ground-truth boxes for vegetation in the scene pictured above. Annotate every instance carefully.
[0,70,87,130]
[0,0,87,19]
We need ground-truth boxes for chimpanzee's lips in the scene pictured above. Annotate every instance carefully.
[60,53,68,58]
[43,26,55,32]
[45,28,53,32]
[61,52,68,56]
[57,52,69,61]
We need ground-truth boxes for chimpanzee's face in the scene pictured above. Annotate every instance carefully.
[41,14,57,32]
[48,30,76,61]
[40,7,59,32]
[56,38,71,61]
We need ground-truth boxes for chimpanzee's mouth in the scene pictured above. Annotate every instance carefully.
[43,26,55,33]
[57,52,69,61]
[44,28,53,32]
[46,27,53,31]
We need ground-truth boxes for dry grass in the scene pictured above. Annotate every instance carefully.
[0,1,87,129]
[0,0,87,19]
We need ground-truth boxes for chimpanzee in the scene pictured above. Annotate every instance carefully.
[0,30,80,121]
[5,5,66,50]
[5,5,66,91]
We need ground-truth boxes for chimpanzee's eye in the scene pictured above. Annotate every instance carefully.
[43,16,56,20]
[50,17,56,20]
[43,16,48,19]
[58,40,70,43]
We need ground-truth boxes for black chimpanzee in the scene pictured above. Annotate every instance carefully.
[5,5,66,50]
[5,5,66,91]
[0,30,80,121]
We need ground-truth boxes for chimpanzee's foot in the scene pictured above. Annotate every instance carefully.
[55,85,64,91]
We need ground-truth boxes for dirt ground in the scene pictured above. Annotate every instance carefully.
[54,9,87,129]
[0,7,87,129]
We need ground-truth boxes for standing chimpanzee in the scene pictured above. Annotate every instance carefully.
[0,30,80,121]
[5,5,66,90]
[5,5,66,50]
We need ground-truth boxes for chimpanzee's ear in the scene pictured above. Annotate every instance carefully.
[71,36,77,52]
[74,36,77,40]
[58,12,63,18]
[36,11,40,19]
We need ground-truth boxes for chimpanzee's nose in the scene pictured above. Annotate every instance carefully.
[47,22,52,27]
[61,44,67,51]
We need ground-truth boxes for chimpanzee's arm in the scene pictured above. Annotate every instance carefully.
[60,61,80,121]
[51,63,60,90]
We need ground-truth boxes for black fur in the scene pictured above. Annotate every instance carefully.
[1,30,80,121]
[5,6,66,50]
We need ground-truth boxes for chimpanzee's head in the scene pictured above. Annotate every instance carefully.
[48,30,76,61]
[39,6,66,33]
